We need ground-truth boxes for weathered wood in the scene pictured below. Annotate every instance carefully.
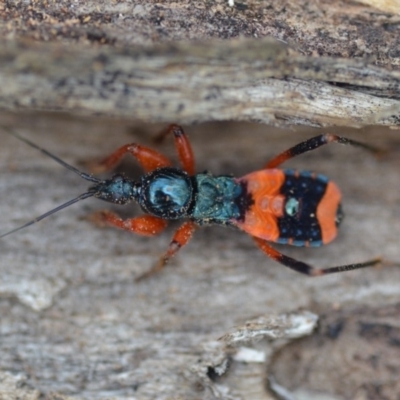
[0,39,400,128]
[1,114,400,399]
[270,304,400,399]
[1,0,399,66]
[0,0,400,127]
[1,0,400,398]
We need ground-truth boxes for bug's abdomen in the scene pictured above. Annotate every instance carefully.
[235,169,342,247]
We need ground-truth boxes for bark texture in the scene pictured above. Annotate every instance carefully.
[0,0,400,127]
[1,1,400,399]
[1,114,400,399]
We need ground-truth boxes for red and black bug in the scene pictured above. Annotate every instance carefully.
[0,125,381,279]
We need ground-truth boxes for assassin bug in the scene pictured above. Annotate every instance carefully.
[1,125,381,280]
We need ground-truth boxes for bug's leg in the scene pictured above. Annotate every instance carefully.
[91,143,172,174]
[155,124,196,175]
[265,134,382,169]
[253,237,381,276]
[136,221,196,281]
[90,210,168,236]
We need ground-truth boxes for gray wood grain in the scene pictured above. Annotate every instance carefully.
[1,0,400,398]
[1,113,399,399]
[1,39,400,128]
[1,0,400,128]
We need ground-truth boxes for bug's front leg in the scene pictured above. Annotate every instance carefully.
[90,143,173,174]
[90,211,168,236]
[253,237,381,276]
[136,221,196,281]
[155,124,196,175]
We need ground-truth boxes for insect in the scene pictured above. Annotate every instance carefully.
[1,124,381,280]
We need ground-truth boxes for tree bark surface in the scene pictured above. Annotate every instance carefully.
[1,0,400,127]
[1,114,400,399]
[1,1,400,399]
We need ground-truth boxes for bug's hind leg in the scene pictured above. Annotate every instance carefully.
[265,134,382,169]
[90,210,168,236]
[154,124,196,175]
[253,237,381,276]
[136,221,196,281]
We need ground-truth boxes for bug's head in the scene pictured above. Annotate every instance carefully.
[0,127,142,239]
[90,174,140,205]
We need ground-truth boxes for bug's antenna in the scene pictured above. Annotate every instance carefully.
[0,191,95,239]
[0,126,102,184]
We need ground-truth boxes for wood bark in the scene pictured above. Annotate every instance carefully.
[1,1,400,399]
[0,0,400,127]
[1,115,400,399]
